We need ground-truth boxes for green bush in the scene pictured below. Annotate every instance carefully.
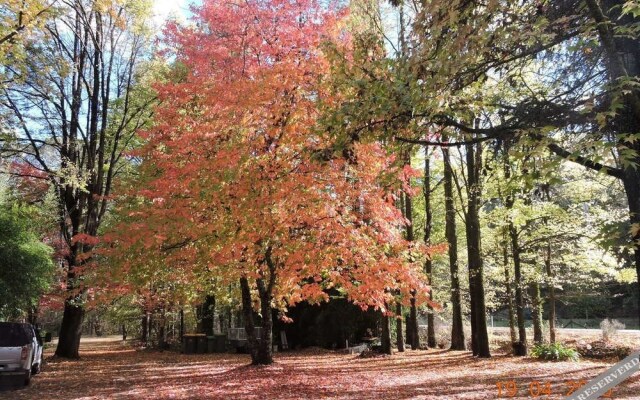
[530,343,579,361]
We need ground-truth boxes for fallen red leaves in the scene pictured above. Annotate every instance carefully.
[2,336,639,399]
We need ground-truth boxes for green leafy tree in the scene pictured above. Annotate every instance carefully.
[0,201,55,320]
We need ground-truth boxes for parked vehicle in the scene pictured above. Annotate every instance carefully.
[0,322,48,386]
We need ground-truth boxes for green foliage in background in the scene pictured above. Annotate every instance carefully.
[0,200,55,320]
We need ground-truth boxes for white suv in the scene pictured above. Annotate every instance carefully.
[0,322,46,386]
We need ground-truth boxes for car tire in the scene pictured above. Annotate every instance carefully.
[24,369,31,386]
[31,361,41,375]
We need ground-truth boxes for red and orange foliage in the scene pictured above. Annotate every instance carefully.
[98,0,436,316]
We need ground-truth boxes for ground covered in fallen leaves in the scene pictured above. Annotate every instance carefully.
[2,335,639,399]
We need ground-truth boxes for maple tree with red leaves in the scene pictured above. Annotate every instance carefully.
[99,0,436,365]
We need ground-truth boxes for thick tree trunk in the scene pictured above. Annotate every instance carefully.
[56,253,85,358]
[622,175,640,327]
[55,302,84,358]
[443,146,465,350]
[256,278,273,365]
[424,152,437,349]
[249,248,277,365]
[198,295,215,336]
[396,303,405,352]
[465,142,490,357]
[240,277,260,364]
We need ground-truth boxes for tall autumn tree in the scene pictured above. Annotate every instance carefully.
[105,0,433,365]
[0,0,154,358]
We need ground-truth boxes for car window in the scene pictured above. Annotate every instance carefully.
[0,323,34,346]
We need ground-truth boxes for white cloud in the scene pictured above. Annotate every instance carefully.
[152,0,190,27]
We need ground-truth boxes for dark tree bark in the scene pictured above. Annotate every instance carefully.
[423,153,437,349]
[157,310,167,350]
[409,291,419,350]
[141,313,149,345]
[509,223,527,356]
[405,309,412,349]
[381,311,392,355]
[503,240,518,345]
[240,276,260,363]
[531,282,543,345]
[180,309,185,341]
[57,303,84,358]
[465,141,490,357]
[197,295,216,336]
[443,146,465,350]
[540,187,557,344]
[239,246,278,365]
[256,278,273,364]
[545,240,557,343]
[396,302,405,352]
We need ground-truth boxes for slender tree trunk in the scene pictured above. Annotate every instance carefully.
[141,313,149,345]
[503,241,517,345]
[405,309,412,349]
[424,151,437,349]
[509,223,527,356]
[465,141,490,357]
[544,241,557,343]
[381,311,392,355]
[157,310,167,350]
[541,187,557,344]
[531,282,543,344]
[410,291,419,350]
[443,146,465,350]
[396,302,405,352]
[180,309,185,341]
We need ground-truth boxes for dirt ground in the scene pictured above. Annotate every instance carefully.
[1,334,639,400]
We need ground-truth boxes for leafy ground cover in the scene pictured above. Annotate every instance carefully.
[2,335,639,399]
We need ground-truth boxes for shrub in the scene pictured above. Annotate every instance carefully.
[600,319,625,342]
[530,343,579,361]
